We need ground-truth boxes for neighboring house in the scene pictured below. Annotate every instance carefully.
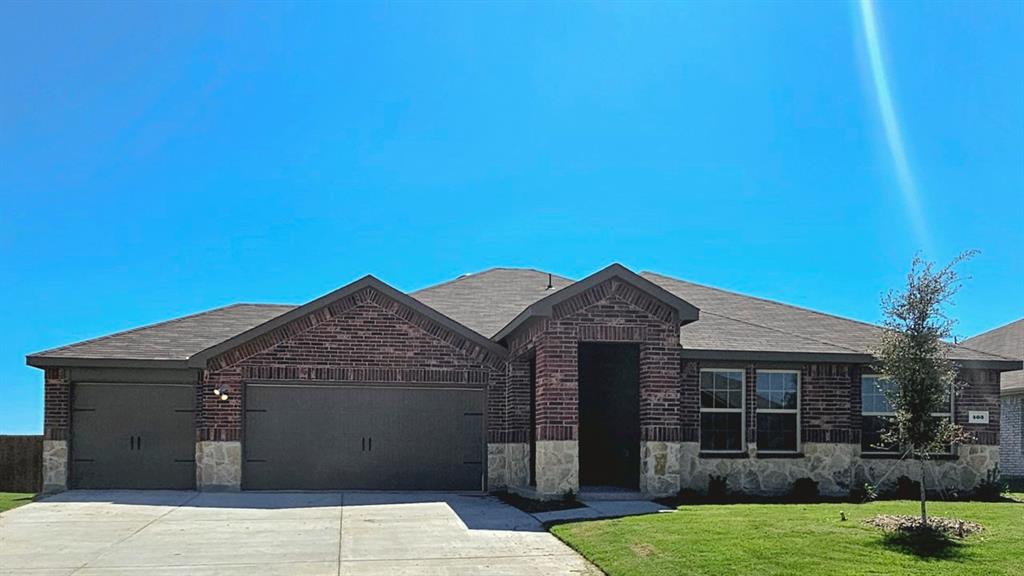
[27,264,1020,498]
[963,319,1024,479]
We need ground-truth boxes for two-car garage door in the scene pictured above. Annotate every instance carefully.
[244,384,484,491]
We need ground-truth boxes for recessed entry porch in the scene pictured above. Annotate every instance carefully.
[578,342,640,491]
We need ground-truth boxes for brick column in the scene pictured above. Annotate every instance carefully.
[194,369,242,491]
[533,332,579,496]
[42,368,70,492]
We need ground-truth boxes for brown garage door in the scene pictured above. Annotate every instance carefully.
[71,383,195,489]
[243,384,484,491]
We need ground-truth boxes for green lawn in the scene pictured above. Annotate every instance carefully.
[551,498,1024,576]
[0,492,35,514]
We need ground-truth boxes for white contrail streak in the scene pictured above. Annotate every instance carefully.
[859,0,931,253]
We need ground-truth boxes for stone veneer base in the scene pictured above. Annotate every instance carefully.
[678,442,1000,497]
[196,441,242,491]
[641,441,682,497]
[534,440,578,497]
[487,442,530,491]
[42,440,68,493]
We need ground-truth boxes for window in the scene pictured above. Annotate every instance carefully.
[700,369,745,452]
[861,375,897,454]
[861,375,953,454]
[756,370,800,452]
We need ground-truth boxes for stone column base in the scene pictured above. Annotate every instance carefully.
[487,443,530,491]
[196,441,242,491]
[42,440,68,493]
[641,441,681,497]
[534,440,578,497]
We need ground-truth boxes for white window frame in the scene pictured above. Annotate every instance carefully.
[699,368,746,454]
[755,369,801,454]
[861,374,955,455]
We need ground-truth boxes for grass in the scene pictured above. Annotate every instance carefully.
[0,492,35,514]
[551,498,1024,576]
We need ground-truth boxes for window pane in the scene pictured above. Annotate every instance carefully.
[700,371,744,409]
[700,412,742,451]
[861,376,895,414]
[756,372,798,410]
[862,415,896,452]
[757,413,797,451]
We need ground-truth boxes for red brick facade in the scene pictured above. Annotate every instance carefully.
[43,368,70,441]
[505,278,682,443]
[196,286,505,442]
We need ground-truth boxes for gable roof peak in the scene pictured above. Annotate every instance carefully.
[492,263,700,342]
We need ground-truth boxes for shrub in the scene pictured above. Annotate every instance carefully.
[895,475,921,500]
[973,466,1007,501]
[791,477,819,502]
[850,482,878,503]
[708,474,729,500]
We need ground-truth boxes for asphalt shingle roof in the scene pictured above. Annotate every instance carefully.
[412,268,575,338]
[30,304,296,362]
[962,319,1024,392]
[28,268,1016,368]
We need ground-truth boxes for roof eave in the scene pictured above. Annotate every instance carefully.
[679,349,1023,370]
[26,356,190,370]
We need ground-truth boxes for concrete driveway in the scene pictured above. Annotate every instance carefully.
[0,491,599,575]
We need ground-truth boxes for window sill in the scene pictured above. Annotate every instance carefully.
[756,452,803,459]
[699,451,748,459]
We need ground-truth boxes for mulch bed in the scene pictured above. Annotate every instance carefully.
[495,491,586,514]
[865,514,984,538]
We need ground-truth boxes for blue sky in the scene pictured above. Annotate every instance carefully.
[1,1,1021,434]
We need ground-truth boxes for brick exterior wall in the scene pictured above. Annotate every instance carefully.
[957,368,1002,446]
[1001,392,1024,477]
[505,278,682,443]
[196,286,505,443]
[43,368,70,441]
[677,361,1002,452]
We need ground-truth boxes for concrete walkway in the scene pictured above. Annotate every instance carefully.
[0,491,600,575]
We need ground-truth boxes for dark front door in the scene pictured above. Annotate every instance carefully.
[244,384,484,490]
[71,383,195,489]
[578,343,640,489]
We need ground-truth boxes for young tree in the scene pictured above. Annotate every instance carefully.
[873,251,976,525]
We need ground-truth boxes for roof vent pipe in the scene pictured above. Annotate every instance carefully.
[546,273,553,290]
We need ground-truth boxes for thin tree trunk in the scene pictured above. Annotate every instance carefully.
[919,457,928,526]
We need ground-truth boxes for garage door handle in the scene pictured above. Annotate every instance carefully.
[368,437,372,452]
[130,436,135,450]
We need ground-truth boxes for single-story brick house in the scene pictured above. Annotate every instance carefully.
[963,319,1024,479]
[28,264,1021,498]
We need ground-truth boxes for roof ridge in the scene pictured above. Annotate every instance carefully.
[412,267,575,294]
[29,303,252,358]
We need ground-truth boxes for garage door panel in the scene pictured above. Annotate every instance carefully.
[244,386,355,490]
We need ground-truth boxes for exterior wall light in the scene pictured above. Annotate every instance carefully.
[213,387,229,401]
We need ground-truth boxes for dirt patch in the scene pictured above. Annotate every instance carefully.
[630,542,657,557]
